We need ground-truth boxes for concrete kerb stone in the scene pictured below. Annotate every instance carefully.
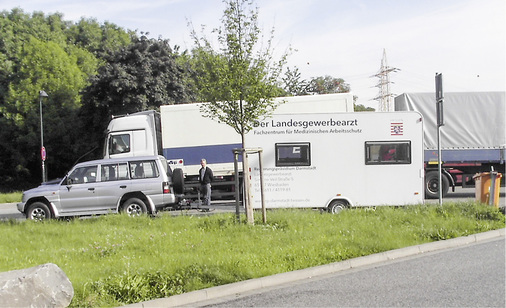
[124,228,505,308]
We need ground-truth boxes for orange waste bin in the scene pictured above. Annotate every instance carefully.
[473,172,503,208]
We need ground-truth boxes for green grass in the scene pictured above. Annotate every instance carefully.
[0,192,21,203]
[0,202,504,307]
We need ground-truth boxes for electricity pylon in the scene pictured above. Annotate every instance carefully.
[373,49,399,112]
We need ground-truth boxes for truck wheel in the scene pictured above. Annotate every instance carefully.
[328,200,347,214]
[121,198,147,216]
[425,171,449,199]
[26,202,52,221]
[172,168,185,195]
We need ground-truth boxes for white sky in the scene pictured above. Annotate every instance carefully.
[1,0,504,109]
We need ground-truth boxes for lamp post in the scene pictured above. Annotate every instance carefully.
[39,90,48,183]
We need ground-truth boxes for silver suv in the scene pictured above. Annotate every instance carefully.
[18,155,181,220]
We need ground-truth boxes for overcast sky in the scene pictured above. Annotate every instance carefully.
[1,0,504,108]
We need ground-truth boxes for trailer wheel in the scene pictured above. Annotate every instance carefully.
[328,200,348,214]
[172,168,185,195]
[425,171,449,199]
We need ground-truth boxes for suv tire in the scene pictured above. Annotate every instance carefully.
[27,202,52,221]
[122,198,147,216]
[172,168,185,195]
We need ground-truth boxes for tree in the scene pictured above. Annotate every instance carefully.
[189,0,289,223]
[78,35,195,160]
[0,9,131,190]
[354,104,375,112]
[0,35,91,188]
[282,66,309,96]
[307,75,350,94]
[66,18,133,58]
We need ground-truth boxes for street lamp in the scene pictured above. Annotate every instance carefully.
[39,90,48,183]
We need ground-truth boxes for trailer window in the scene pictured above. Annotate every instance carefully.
[275,143,311,167]
[365,141,411,165]
[109,134,130,155]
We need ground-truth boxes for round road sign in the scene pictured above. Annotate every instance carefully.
[41,146,46,161]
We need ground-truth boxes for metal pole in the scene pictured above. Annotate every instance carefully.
[435,73,444,206]
[233,150,241,223]
[489,170,497,207]
[39,90,48,183]
[258,149,266,224]
[437,126,442,205]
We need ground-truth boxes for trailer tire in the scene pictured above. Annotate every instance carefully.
[425,171,449,199]
[328,200,348,214]
[172,168,185,195]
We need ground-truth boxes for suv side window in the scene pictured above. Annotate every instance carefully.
[101,163,129,181]
[129,160,159,179]
[68,165,98,184]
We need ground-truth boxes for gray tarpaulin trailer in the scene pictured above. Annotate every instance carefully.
[394,92,505,198]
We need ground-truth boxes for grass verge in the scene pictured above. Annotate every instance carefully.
[0,201,504,307]
[0,192,21,203]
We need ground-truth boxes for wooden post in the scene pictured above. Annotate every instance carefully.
[243,152,254,225]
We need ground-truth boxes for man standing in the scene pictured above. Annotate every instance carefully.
[199,158,213,206]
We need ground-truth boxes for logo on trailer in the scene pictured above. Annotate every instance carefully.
[168,159,184,167]
[390,122,403,136]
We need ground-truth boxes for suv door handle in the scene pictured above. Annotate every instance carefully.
[88,188,95,191]
[120,185,127,189]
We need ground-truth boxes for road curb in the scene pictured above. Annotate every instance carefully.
[125,228,505,307]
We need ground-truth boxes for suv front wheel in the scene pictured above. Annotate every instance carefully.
[26,202,52,221]
[121,198,147,216]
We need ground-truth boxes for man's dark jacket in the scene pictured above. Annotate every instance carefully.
[199,167,213,184]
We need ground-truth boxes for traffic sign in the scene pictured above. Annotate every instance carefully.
[41,146,46,161]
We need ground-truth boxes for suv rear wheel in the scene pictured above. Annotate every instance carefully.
[121,198,147,216]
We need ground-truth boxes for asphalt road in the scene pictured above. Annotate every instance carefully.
[194,236,505,307]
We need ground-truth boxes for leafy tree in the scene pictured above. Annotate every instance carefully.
[190,0,288,138]
[78,35,195,160]
[354,104,375,112]
[0,9,131,190]
[307,75,350,94]
[66,18,133,58]
[1,36,90,185]
[189,0,289,223]
[282,66,309,96]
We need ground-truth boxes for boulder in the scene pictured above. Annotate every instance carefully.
[0,263,74,307]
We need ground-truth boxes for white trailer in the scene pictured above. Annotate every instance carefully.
[245,111,425,211]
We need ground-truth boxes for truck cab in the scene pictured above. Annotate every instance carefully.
[104,111,162,159]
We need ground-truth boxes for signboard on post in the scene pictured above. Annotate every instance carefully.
[435,73,444,127]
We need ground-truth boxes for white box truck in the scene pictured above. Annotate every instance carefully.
[103,93,355,199]
[245,111,425,212]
